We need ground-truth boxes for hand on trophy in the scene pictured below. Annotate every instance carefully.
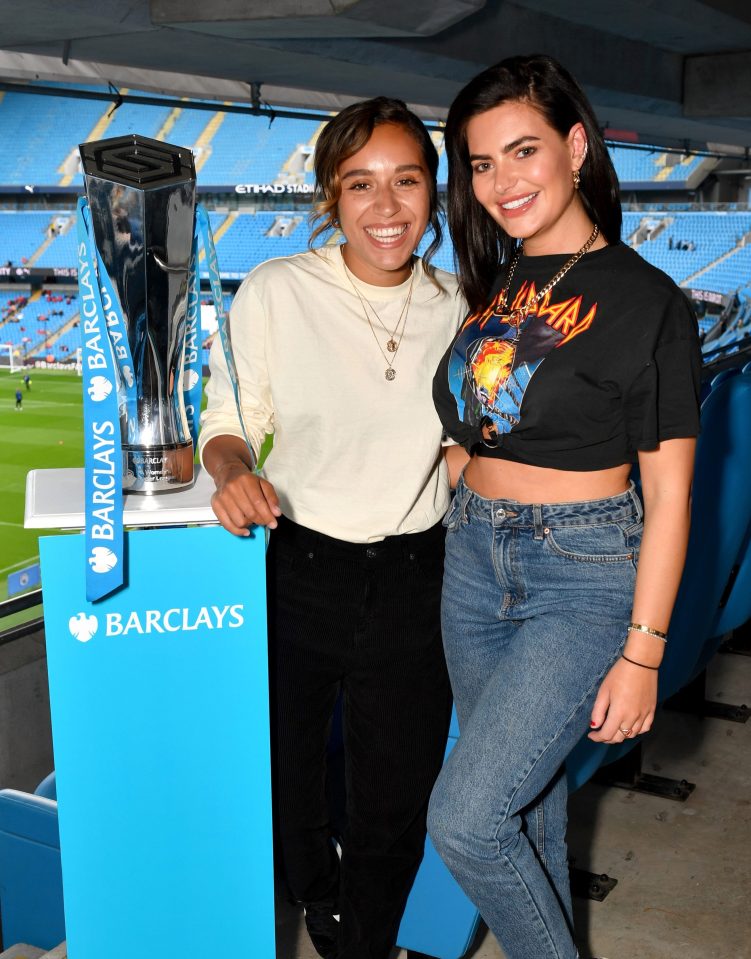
[203,436,282,535]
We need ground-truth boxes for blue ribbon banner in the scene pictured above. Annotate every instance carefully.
[76,196,124,602]
[183,231,203,448]
[76,199,236,600]
[195,204,255,458]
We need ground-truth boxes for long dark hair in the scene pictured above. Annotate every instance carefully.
[445,54,621,311]
[310,96,443,274]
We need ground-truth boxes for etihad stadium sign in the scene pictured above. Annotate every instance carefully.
[234,182,314,194]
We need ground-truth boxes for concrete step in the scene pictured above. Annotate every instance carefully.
[0,944,65,959]
[0,946,45,959]
[40,946,66,959]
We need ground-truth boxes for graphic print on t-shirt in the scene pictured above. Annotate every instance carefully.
[448,280,598,434]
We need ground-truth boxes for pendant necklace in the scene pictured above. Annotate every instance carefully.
[494,224,600,336]
[343,259,415,381]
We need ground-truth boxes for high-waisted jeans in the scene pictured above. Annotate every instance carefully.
[427,476,643,959]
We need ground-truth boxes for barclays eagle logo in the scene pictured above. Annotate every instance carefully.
[183,368,200,390]
[87,375,113,402]
[69,612,98,643]
[88,546,118,574]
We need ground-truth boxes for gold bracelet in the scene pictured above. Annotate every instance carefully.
[628,621,667,642]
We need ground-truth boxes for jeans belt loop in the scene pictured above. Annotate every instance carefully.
[458,482,470,525]
[630,481,644,523]
[533,504,545,540]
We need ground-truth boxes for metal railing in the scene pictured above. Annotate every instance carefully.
[0,588,44,647]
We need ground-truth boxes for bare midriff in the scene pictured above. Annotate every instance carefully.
[464,455,632,504]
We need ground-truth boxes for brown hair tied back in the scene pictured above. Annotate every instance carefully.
[309,97,443,275]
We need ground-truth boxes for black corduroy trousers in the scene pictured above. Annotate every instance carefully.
[267,516,452,959]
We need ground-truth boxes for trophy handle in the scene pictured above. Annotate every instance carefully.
[149,249,190,274]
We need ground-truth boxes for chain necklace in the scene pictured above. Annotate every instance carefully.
[494,224,600,332]
[343,259,415,381]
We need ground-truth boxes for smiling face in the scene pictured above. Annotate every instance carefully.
[336,122,431,286]
[466,99,592,256]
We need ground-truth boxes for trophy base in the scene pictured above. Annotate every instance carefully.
[123,442,194,494]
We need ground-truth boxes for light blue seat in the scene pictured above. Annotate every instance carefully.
[0,773,64,950]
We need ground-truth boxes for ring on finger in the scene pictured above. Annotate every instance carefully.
[619,726,631,735]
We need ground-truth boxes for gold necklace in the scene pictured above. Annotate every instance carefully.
[494,224,600,330]
[343,260,415,381]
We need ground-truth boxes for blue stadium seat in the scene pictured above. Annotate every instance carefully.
[397,724,480,959]
[552,373,751,850]
[707,367,751,642]
[0,773,64,951]
[711,367,741,389]
[661,373,751,698]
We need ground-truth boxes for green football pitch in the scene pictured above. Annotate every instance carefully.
[0,369,218,605]
[0,369,84,601]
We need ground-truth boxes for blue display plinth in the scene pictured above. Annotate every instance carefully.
[39,524,274,959]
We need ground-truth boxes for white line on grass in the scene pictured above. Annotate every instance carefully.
[0,555,40,576]
[9,400,82,409]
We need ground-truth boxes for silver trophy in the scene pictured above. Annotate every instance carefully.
[80,134,196,493]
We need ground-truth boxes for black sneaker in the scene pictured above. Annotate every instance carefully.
[303,902,340,959]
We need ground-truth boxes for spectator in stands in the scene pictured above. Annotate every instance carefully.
[428,55,701,959]
[200,97,466,959]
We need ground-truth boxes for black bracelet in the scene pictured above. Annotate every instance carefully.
[622,653,659,671]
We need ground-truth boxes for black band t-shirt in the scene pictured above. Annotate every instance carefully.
[433,242,701,470]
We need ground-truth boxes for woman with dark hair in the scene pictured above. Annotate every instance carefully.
[200,97,465,959]
[428,56,701,958]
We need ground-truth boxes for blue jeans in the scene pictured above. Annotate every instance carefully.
[427,476,643,959]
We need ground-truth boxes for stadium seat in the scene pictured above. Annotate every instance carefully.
[0,773,64,951]
[710,367,741,390]
[660,373,751,698]
[397,723,480,959]
[566,372,751,798]
[711,523,751,641]
[706,368,751,643]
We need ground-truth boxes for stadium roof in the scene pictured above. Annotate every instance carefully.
[1,0,751,152]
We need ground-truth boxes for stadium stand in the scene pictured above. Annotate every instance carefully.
[609,146,718,190]
[0,212,68,267]
[0,91,103,185]
[198,114,321,185]
[617,212,751,295]
[5,209,751,297]
[0,290,79,359]
[212,212,315,275]
[164,105,217,158]
[0,92,322,189]
[0,89,723,192]
[1,94,751,366]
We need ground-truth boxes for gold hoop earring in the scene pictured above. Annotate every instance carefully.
[573,169,581,190]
